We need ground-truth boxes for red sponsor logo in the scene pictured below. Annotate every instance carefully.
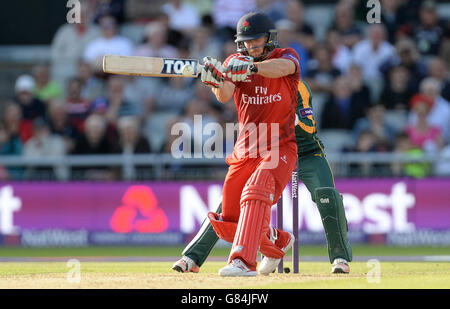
[110,186,168,233]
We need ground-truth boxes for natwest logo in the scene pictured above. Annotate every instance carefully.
[0,186,22,235]
[110,186,168,233]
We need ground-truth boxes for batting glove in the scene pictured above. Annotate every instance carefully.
[201,57,225,88]
[226,55,254,82]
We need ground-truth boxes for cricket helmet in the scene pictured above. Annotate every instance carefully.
[235,12,279,60]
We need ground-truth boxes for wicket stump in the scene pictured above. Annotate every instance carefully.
[277,170,299,273]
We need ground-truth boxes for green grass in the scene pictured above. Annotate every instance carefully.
[0,245,448,288]
[0,261,448,289]
[0,245,448,257]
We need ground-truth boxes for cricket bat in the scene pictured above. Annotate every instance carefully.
[102,55,201,78]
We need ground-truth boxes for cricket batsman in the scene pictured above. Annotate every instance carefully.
[197,11,299,277]
[173,12,352,275]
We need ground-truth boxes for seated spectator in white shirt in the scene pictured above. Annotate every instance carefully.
[50,5,100,87]
[212,0,256,41]
[326,28,353,75]
[352,24,396,80]
[134,21,178,58]
[161,0,201,34]
[83,15,133,72]
[23,118,67,179]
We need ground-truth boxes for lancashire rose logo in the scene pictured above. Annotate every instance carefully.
[110,186,168,233]
[242,20,250,31]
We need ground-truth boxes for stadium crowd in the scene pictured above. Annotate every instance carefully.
[1,0,450,180]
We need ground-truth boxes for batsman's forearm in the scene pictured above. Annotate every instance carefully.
[255,58,296,78]
[212,80,235,103]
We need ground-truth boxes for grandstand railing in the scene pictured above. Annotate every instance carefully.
[0,152,449,181]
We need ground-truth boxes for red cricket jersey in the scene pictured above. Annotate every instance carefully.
[223,47,300,163]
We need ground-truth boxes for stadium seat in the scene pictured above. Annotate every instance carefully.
[316,129,354,153]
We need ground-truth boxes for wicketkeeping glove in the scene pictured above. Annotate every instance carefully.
[201,57,225,88]
[226,55,254,82]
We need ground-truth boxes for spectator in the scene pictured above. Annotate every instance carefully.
[188,24,222,61]
[114,116,151,154]
[305,44,341,94]
[13,75,47,122]
[91,76,142,125]
[275,19,308,76]
[285,0,316,55]
[406,94,443,152]
[347,64,372,111]
[354,129,390,153]
[154,12,186,50]
[193,79,221,112]
[256,0,285,23]
[427,57,450,102]
[391,131,431,178]
[0,127,22,180]
[165,98,220,156]
[0,103,25,179]
[23,118,67,180]
[161,117,184,154]
[380,0,402,43]
[48,100,81,154]
[83,15,133,72]
[353,103,397,148]
[32,64,63,104]
[77,60,105,102]
[0,105,24,156]
[71,114,117,180]
[72,114,114,155]
[221,40,238,61]
[123,76,160,118]
[161,0,201,34]
[395,0,422,33]
[329,1,362,50]
[352,24,396,81]
[212,0,257,41]
[326,28,353,74]
[92,0,125,24]
[380,38,427,91]
[50,4,100,87]
[134,21,178,58]
[1,102,32,143]
[65,77,91,132]
[321,76,368,130]
[345,130,390,177]
[410,77,450,144]
[379,65,415,110]
[413,0,446,57]
[154,78,194,114]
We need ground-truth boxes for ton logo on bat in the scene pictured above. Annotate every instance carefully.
[161,59,198,76]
